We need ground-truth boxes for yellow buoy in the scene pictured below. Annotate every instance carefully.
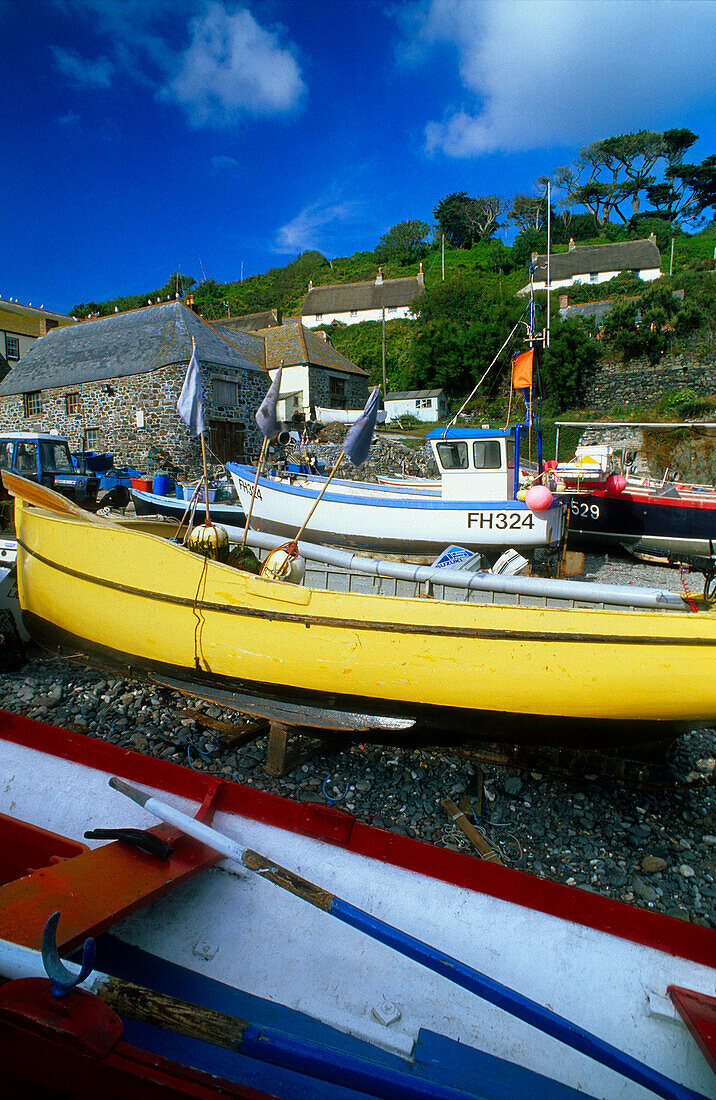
[188,523,230,562]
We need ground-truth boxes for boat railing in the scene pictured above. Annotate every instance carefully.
[299,560,684,613]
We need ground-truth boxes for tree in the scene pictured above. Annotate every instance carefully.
[433,191,507,248]
[508,193,545,233]
[648,152,716,226]
[374,219,430,266]
[409,273,523,394]
[541,319,599,412]
[567,130,667,231]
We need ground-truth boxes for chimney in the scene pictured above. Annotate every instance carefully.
[417,262,425,287]
[568,238,575,251]
[184,291,196,312]
[375,268,383,285]
[560,294,569,309]
[38,318,47,337]
[649,232,657,244]
[308,280,313,291]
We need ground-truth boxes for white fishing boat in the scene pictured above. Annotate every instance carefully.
[1,710,714,1099]
[228,425,566,560]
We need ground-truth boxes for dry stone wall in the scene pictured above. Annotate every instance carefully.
[579,351,716,410]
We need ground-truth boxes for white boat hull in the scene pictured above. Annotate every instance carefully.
[228,464,565,557]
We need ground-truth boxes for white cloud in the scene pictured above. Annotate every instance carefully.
[160,3,305,126]
[275,199,360,254]
[51,45,114,87]
[211,154,239,171]
[401,0,716,157]
[53,1,305,128]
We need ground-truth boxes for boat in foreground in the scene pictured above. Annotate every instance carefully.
[6,473,716,747]
[0,710,714,1099]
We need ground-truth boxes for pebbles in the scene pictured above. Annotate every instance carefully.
[1,636,714,929]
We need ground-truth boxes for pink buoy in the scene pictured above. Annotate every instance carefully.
[605,474,627,496]
[525,485,553,511]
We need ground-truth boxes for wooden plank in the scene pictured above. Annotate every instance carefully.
[442,798,502,864]
[178,707,269,747]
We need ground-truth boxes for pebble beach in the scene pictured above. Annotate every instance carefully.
[1,549,714,930]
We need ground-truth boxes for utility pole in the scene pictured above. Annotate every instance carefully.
[670,238,675,277]
[546,181,551,349]
[441,234,445,281]
[382,300,387,393]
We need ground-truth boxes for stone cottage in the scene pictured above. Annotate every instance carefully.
[255,322,369,420]
[215,316,370,419]
[0,301,270,469]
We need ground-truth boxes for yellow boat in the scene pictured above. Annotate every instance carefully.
[7,473,716,748]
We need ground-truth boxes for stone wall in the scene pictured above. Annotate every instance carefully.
[0,361,268,472]
[308,367,369,412]
[579,350,716,410]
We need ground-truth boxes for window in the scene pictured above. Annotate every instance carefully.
[387,306,397,315]
[329,376,346,408]
[213,379,239,405]
[6,336,19,360]
[14,441,38,475]
[23,391,41,417]
[506,438,515,470]
[436,441,468,470]
[315,313,323,321]
[85,428,101,450]
[589,272,599,283]
[472,440,502,470]
[39,441,74,473]
[416,398,432,409]
[65,393,80,414]
[350,310,358,317]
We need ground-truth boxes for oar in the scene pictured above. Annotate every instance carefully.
[1,470,117,525]
[0,931,469,1100]
[108,777,708,1100]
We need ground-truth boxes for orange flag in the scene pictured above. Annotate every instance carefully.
[512,348,534,389]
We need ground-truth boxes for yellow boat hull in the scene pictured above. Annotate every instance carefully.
[13,498,716,746]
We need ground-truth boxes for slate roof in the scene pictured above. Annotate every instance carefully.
[301,275,425,316]
[0,301,265,396]
[0,299,76,339]
[257,322,368,377]
[214,310,282,332]
[385,389,444,401]
[530,238,661,282]
[560,289,684,324]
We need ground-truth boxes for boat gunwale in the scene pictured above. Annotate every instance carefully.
[16,536,715,647]
[228,463,562,513]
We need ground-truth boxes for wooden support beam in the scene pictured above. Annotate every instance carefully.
[264,722,333,778]
[178,707,269,747]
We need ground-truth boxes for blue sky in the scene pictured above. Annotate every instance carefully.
[2,0,716,314]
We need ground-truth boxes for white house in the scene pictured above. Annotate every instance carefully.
[520,235,661,294]
[301,267,425,327]
[384,389,448,424]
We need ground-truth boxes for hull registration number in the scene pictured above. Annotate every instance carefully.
[467,512,534,530]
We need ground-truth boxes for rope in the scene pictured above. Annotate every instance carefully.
[680,566,699,613]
